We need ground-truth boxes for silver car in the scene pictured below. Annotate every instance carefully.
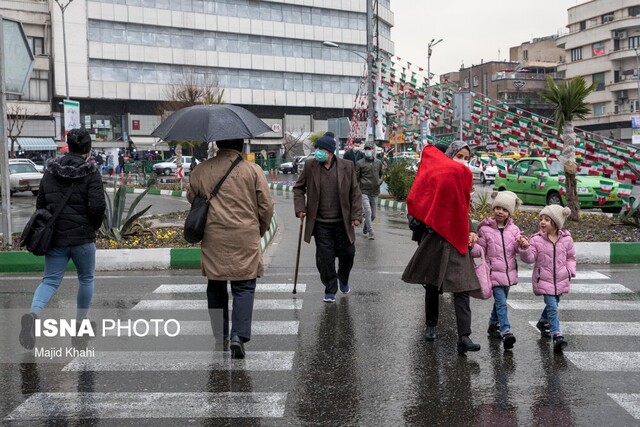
[4,160,43,196]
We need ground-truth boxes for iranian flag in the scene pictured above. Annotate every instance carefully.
[622,197,632,212]
[599,180,613,194]
[595,190,608,206]
[558,174,567,195]
[618,184,633,198]
[537,177,547,189]
[496,162,507,178]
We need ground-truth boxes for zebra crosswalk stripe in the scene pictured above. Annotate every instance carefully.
[102,320,300,336]
[509,283,632,294]
[62,351,295,372]
[508,300,640,311]
[153,284,306,293]
[4,392,287,420]
[564,352,640,371]
[132,299,303,311]
[608,394,640,421]
[528,321,640,336]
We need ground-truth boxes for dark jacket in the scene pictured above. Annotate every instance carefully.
[36,153,106,248]
[343,149,364,164]
[293,156,362,244]
[355,157,383,196]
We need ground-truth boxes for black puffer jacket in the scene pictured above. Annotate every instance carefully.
[36,153,106,247]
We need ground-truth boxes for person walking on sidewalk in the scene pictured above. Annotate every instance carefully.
[402,142,482,355]
[293,133,362,303]
[188,138,274,359]
[19,129,106,350]
[519,205,575,354]
[471,191,528,350]
[356,142,384,240]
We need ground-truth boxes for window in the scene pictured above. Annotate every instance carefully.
[11,70,49,102]
[601,14,614,24]
[632,100,640,113]
[463,78,469,89]
[629,36,640,49]
[592,42,605,57]
[580,20,586,30]
[472,76,479,87]
[630,6,640,16]
[526,161,543,177]
[523,50,528,60]
[592,72,605,91]
[571,47,582,61]
[593,103,606,116]
[27,36,44,56]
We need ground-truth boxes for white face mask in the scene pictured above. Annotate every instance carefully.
[364,150,373,158]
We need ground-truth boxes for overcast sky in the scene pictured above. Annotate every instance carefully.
[391,0,589,76]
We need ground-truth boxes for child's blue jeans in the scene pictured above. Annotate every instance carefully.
[541,294,562,337]
[489,285,511,335]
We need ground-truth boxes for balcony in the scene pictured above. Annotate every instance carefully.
[493,71,563,81]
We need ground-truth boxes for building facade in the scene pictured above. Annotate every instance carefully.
[49,0,394,154]
[557,0,640,142]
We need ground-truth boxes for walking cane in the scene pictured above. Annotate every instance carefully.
[293,216,304,294]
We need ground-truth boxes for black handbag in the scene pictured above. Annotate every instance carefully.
[184,155,243,244]
[20,184,75,256]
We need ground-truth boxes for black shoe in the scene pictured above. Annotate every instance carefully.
[536,320,551,338]
[230,336,245,359]
[457,336,481,354]
[503,333,516,350]
[553,336,568,353]
[19,313,37,350]
[424,326,436,341]
[487,323,502,339]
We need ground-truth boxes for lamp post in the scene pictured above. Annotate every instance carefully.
[426,39,442,147]
[634,48,640,111]
[322,41,372,143]
[54,0,73,100]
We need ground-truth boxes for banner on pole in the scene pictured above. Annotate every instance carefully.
[63,100,80,133]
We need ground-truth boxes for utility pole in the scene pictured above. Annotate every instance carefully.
[426,38,442,147]
[0,17,11,245]
[55,0,73,100]
[635,48,640,111]
[366,0,375,143]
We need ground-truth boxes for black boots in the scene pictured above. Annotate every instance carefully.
[553,335,568,353]
[503,333,516,350]
[487,323,501,339]
[457,336,481,354]
[536,320,551,338]
[230,336,245,359]
[424,326,436,341]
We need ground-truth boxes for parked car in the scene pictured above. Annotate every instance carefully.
[493,157,624,213]
[279,155,306,174]
[153,156,193,176]
[10,158,44,173]
[1,159,43,196]
[468,157,499,184]
[395,151,420,160]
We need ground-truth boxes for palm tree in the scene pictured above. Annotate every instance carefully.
[542,76,596,221]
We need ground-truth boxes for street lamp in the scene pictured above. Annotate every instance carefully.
[322,40,373,142]
[426,38,442,146]
[54,0,73,100]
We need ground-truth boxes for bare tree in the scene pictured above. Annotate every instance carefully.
[156,68,225,170]
[282,129,309,159]
[6,105,31,158]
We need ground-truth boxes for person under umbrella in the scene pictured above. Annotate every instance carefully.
[187,138,273,359]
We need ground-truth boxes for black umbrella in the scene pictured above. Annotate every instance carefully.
[151,104,272,142]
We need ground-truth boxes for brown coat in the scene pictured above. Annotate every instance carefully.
[187,149,273,280]
[293,156,362,244]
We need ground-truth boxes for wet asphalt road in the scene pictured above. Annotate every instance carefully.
[0,188,639,425]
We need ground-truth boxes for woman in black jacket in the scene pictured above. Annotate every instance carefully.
[19,129,106,350]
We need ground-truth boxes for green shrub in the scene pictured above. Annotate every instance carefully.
[383,159,416,201]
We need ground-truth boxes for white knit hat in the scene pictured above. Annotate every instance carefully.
[491,191,521,215]
[539,205,571,229]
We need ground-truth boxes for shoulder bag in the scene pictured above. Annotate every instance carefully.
[20,184,75,256]
[469,245,493,300]
[184,155,243,244]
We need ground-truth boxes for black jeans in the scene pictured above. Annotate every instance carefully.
[424,285,472,338]
[206,279,256,343]
[313,221,355,295]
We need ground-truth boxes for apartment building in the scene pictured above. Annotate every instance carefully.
[1,0,58,155]
[557,0,640,142]
[49,0,394,152]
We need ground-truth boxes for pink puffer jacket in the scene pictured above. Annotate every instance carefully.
[519,230,576,296]
[471,217,522,287]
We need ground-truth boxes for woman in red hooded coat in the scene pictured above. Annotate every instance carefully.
[402,141,481,355]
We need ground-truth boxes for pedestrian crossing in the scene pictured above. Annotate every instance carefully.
[508,269,640,421]
[5,281,306,422]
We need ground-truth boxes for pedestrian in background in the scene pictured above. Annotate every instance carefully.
[188,138,273,359]
[19,129,106,350]
[471,191,528,350]
[343,139,364,164]
[356,142,384,240]
[402,141,482,355]
[293,133,362,303]
[519,205,575,353]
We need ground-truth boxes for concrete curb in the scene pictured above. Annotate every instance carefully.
[0,214,279,273]
[267,183,640,265]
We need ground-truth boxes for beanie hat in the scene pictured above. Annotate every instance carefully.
[539,205,571,229]
[315,134,336,153]
[67,129,92,154]
[491,191,521,215]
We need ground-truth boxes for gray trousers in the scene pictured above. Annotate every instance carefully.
[362,194,378,235]
[207,279,256,343]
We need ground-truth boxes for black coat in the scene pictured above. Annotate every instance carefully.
[36,153,106,248]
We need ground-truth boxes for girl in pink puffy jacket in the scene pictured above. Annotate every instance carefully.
[472,191,528,350]
[520,205,576,354]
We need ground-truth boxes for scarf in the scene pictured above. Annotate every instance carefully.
[407,145,472,255]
